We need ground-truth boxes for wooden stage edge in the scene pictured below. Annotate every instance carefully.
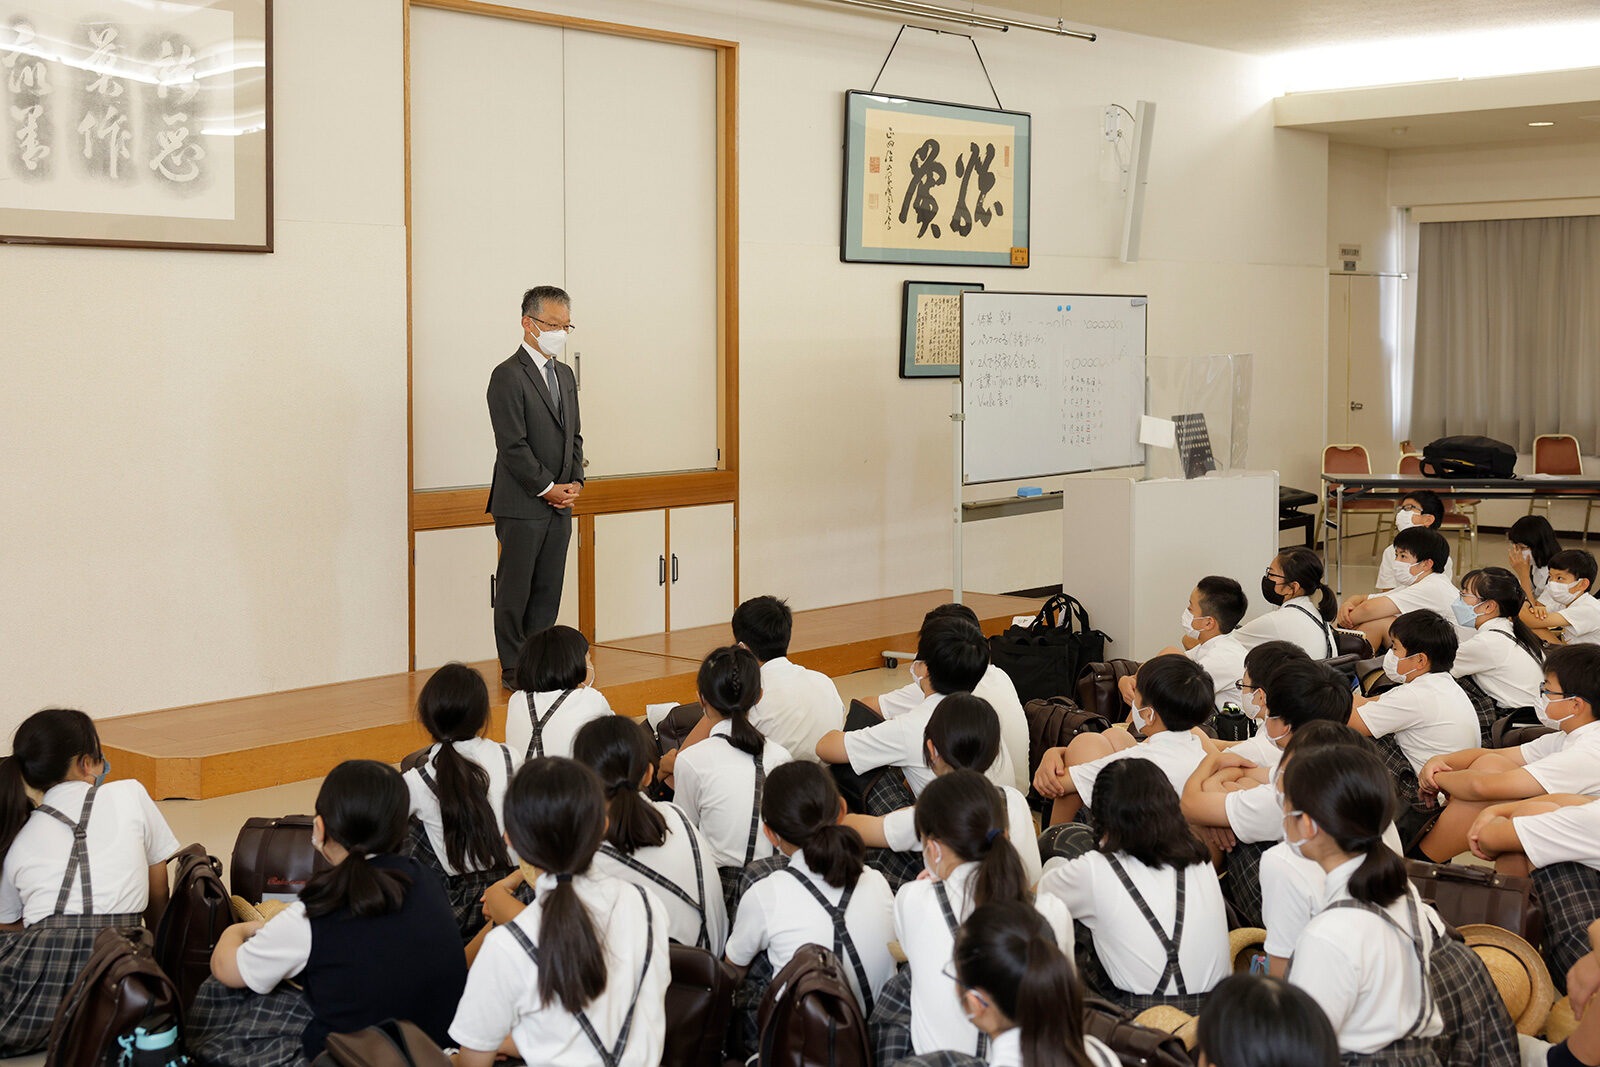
[101,590,1042,800]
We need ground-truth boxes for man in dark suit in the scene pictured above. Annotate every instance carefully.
[487,286,584,689]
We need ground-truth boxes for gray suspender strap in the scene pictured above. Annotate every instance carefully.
[526,689,575,761]
[36,783,101,916]
[416,743,516,799]
[1106,855,1188,996]
[1287,604,1336,658]
[598,806,710,949]
[932,882,989,1059]
[781,866,875,1017]
[717,735,766,867]
[504,883,656,1067]
[1323,891,1435,1039]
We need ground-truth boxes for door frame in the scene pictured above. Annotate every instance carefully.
[403,0,740,662]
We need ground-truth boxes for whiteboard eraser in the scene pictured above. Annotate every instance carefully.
[1017,486,1043,497]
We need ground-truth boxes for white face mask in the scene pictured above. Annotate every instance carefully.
[1264,716,1291,750]
[1382,649,1413,684]
[909,661,926,686]
[1244,688,1266,723]
[1181,607,1200,640]
[922,840,944,881]
[1536,692,1581,729]
[534,326,568,359]
[1394,509,1419,532]
[1547,581,1580,608]
[1284,815,1314,859]
[1391,560,1422,588]
[1129,704,1152,734]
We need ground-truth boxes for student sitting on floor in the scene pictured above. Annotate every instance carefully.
[843,694,1042,888]
[816,618,1014,798]
[1373,490,1453,591]
[1032,654,1214,827]
[1416,644,1600,863]
[1528,550,1600,647]
[1524,922,1600,1067]
[505,624,613,762]
[864,603,1031,795]
[1223,640,1312,752]
[0,709,178,1056]
[401,662,518,942]
[1234,547,1339,660]
[1339,528,1457,650]
[573,715,728,955]
[193,761,465,1066]
[724,762,894,1047]
[1449,567,1545,739]
[1037,759,1230,1015]
[450,758,670,1067]
[1121,576,1249,714]
[1508,514,1562,606]
[1193,973,1341,1067]
[673,646,793,912]
[1348,610,1479,841]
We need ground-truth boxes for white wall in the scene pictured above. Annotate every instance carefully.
[2,0,1331,732]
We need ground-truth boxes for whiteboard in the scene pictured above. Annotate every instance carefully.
[961,292,1147,484]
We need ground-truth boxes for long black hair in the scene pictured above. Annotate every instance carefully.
[1275,547,1336,621]
[698,645,764,757]
[761,762,864,890]
[924,693,1001,773]
[914,770,1028,908]
[0,709,103,861]
[571,715,667,853]
[504,757,609,1014]
[1195,974,1339,1067]
[300,760,413,920]
[1280,746,1405,907]
[1461,567,1545,665]
[1509,515,1562,570]
[416,663,511,873]
[952,902,1096,1067]
[1091,759,1210,870]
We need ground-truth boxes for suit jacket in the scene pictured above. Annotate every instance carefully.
[486,344,584,519]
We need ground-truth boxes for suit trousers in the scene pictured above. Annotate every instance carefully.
[493,508,572,677]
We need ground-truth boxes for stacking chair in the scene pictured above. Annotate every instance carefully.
[1530,434,1596,539]
[1319,444,1389,555]
[1397,453,1478,568]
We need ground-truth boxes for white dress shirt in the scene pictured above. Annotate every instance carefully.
[1450,618,1543,710]
[403,737,520,877]
[1259,822,1404,958]
[1377,543,1453,590]
[1356,672,1480,774]
[1513,799,1600,871]
[989,1028,1119,1067]
[881,783,1042,886]
[673,721,793,869]
[521,340,560,497]
[1376,571,1460,629]
[505,685,614,762]
[750,657,843,765]
[1235,596,1336,659]
[1518,719,1600,796]
[1540,590,1600,646]
[1067,729,1208,808]
[1188,632,1247,711]
[591,797,729,955]
[877,664,1031,794]
[844,692,1014,798]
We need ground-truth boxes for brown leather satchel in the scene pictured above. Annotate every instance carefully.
[656,702,705,755]
[755,943,871,1067]
[1490,711,1554,750]
[153,844,232,1008]
[45,926,183,1067]
[1405,859,1543,945]
[662,944,737,1067]
[1082,996,1195,1067]
[230,815,331,904]
[1024,696,1111,784]
[1075,660,1139,725]
[311,1019,451,1066]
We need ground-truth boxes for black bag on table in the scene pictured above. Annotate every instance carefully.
[989,593,1109,705]
[1420,436,1517,479]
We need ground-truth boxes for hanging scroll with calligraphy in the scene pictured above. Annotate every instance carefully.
[842,90,1029,268]
[899,279,982,379]
[0,0,271,251]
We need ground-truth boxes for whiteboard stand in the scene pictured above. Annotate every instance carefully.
[952,380,964,605]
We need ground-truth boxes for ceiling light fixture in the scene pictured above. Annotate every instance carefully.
[1528,120,1556,127]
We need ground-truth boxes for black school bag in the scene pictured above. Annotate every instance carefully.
[1420,436,1517,479]
[989,593,1109,705]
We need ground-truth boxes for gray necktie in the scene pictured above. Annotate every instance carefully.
[545,359,561,419]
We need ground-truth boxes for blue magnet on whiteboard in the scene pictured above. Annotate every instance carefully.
[1017,486,1043,497]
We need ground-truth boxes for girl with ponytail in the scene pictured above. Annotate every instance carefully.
[889,769,1073,1059]
[506,624,613,762]
[1038,758,1230,1015]
[1451,567,1545,723]
[0,709,179,1055]
[1236,547,1338,659]
[402,662,516,940]
[574,716,728,954]
[450,758,670,1067]
[196,760,465,1064]
[672,645,794,911]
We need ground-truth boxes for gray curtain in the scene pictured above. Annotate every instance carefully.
[1411,216,1600,453]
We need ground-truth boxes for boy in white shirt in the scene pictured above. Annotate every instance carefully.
[1527,549,1600,647]
[730,595,844,764]
[1142,576,1248,713]
[1339,527,1457,650]
[1373,490,1453,591]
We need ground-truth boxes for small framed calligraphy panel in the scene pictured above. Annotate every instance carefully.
[900,279,982,379]
[843,90,1028,268]
[0,0,271,251]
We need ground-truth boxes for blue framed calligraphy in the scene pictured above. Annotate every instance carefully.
[0,0,272,251]
[843,90,1029,268]
[900,280,983,379]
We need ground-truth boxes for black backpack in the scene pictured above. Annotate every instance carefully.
[1420,436,1516,479]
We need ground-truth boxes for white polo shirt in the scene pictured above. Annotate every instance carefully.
[1067,729,1208,808]
[1188,633,1247,712]
[1225,777,1289,845]
[1377,543,1453,591]
[990,1027,1120,1067]
[673,722,793,869]
[450,873,670,1066]
[505,685,614,762]
[749,657,843,766]
[1037,852,1230,996]
[403,738,520,877]
[1227,732,1284,774]
[1518,719,1600,796]
[724,851,896,1010]
[1259,823,1404,959]
[1289,859,1445,1055]
[1540,590,1600,646]
[878,665,1031,795]
[1374,571,1459,630]
[1356,673,1480,775]
[844,692,1014,798]
[1235,596,1336,660]
[591,798,729,955]
[895,861,1072,1056]
[0,780,179,927]
[1512,799,1600,871]
[881,783,1042,887]
[1450,619,1543,710]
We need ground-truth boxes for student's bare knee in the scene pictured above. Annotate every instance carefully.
[1104,730,1137,754]
[1468,753,1519,774]
[1066,732,1114,766]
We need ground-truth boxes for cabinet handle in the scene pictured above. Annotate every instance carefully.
[659,555,666,586]
[671,553,679,583]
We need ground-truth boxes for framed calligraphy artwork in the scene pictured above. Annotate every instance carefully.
[0,0,271,251]
[900,279,982,379]
[842,90,1029,268]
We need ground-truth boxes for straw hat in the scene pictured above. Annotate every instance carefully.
[1458,924,1556,1036]
[229,895,291,925]
[1132,1005,1198,1050]
[1229,927,1267,973]
[1546,996,1578,1043]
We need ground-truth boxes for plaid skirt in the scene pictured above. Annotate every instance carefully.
[1222,840,1271,930]
[1370,732,1425,811]
[866,847,924,893]
[1535,862,1600,993]
[1341,1037,1442,1067]
[869,966,914,1067]
[188,976,314,1067]
[0,912,143,1056]
[1075,924,1211,1016]
[865,772,916,818]
[1429,936,1519,1067]
[1455,676,1506,746]
[403,819,510,942]
[730,948,776,1059]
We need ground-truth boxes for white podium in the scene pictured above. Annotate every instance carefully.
[1063,472,1280,661]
